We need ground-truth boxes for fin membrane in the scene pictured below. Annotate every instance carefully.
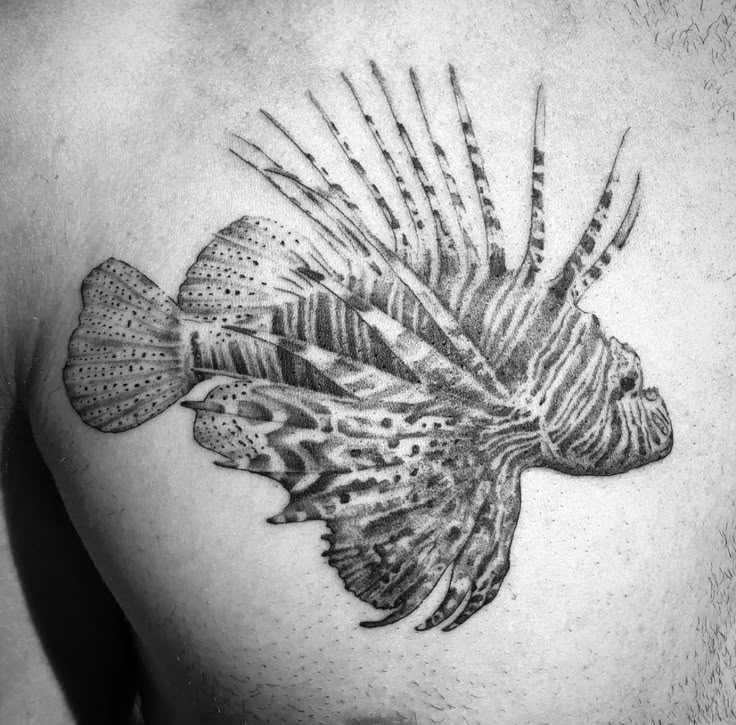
[186,377,500,624]
[64,258,193,432]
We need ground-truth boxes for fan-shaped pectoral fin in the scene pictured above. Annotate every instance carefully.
[315,455,494,629]
[417,470,522,632]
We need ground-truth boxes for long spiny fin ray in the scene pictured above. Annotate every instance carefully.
[231,138,435,335]
[261,168,507,397]
[449,64,505,276]
[574,129,631,266]
[254,112,380,268]
[438,467,522,631]
[262,167,375,259]
[519,85,546,284]
[262,103,411,260]
[308,90,410,257]
[190,367,259,381]
[221,325,428,402]
[551,130,631,297]
[371,63,477,315]
[340,70,428,276]
[229,143,359,267]
[261,166,397,271]
[262,163,413,283]
[296,267,499,404]
[369,61,453,288]
[258,109,403,261]
[303,260,508,400]
[230,136,363,256]
[231,135,508,399]
[409,67,479,272]
[320,461,494,624]
[570,173,642,303]
[259,108,360,213]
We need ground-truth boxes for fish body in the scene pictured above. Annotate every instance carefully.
[64,65,672,630]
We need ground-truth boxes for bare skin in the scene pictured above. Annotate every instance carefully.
[1,1,735,723]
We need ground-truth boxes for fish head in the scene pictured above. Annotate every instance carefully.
[538,310,673,476]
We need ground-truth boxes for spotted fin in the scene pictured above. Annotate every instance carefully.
[185,378,453,486]
[177,215,322,322]
[183,376,499,625]
[326,462,493,626]
[177,214,416,387]
[64,258,195,432]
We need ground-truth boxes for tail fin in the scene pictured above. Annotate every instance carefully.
[63,258,195,432]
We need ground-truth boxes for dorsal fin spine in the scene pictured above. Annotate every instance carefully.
[295,267,504,404]
[341,69,426,270]
[229,140,355,259]
[307,90,406,255]
[552,130,631,298]
[221,324,412,400]
[570,172,642,303]
[519,85,546,285]
[260,108,362,217]
[231,129,507,400]
[449,64,505,276]
[368,62,446,284]
[409,67,479,273]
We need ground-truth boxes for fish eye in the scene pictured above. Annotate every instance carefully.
[619,376,636,393]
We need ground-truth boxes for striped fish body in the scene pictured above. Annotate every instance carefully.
[64,65,672,630]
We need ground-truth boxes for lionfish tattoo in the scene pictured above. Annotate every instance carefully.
[64,64,673,631]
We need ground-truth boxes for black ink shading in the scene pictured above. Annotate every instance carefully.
[63,65,673,631]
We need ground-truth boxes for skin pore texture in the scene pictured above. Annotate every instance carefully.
[1,1,735,723]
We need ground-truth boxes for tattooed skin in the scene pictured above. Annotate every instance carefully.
[63,64,673,631]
